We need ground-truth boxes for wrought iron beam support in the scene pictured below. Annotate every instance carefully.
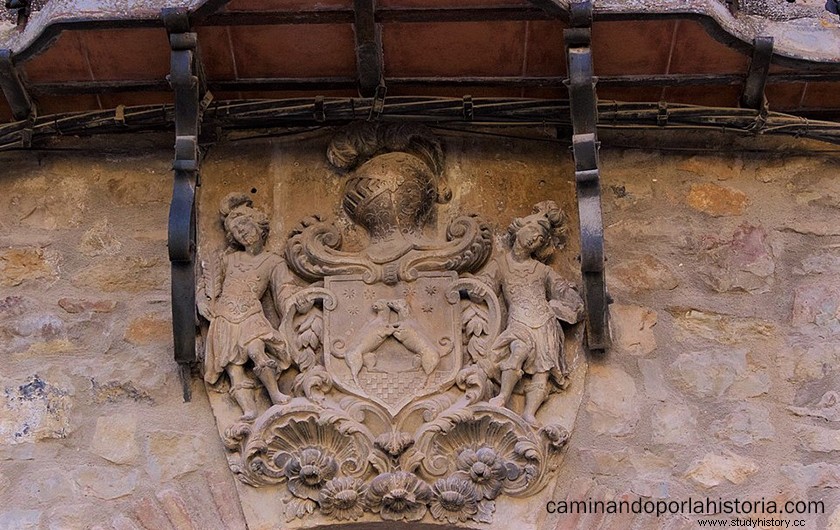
[741,36,774,110]
[353,0,384,98]
[0,49,35,120]
[163,7,207,401]
[563,0,610,353]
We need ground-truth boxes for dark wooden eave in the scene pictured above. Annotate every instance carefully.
[0,0,839,122]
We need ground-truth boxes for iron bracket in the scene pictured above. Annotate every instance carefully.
[163,7,207,401]
[741,36,774,111]
[0,48,35,120]
[564,0,611,352]
[353,0,384,98]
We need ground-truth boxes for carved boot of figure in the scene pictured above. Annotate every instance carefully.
[226,364,259,420]
[248,340,290,405]
[488,368,522,409]
[522,373,550,427]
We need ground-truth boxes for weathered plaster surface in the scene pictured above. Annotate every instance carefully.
[0,129,838,528]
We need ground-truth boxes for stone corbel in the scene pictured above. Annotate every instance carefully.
[564,0,611,352]
[163,7,208,401]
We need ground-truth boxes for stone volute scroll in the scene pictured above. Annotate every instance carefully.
[197,123,590,529]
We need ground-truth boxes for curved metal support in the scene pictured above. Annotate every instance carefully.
[0,49,34,120]
[741,36,774,111]
[164,7,205,401]
[564,0,610,353]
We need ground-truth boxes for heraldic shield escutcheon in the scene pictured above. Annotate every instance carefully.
[324,272,462,416]
[197,122,591,528]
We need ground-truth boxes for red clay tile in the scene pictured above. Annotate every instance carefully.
[197,27,237,80]
[765,83,805,111]
[82,29,170,81]
[35,94,101,115]
[525,21,567,77]
[592,20,675,76]
[383,21,526,77]
[668,20,749,75]
[801,81,840,109]
[224,0,352,10]
[21,31,91,83]
[598,86,664,103]
[661,84,742,107]
[98,92,174,109]
[229,24,356,78]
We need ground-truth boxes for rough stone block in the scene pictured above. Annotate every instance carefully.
[90,413,139,464]
[685,183,748,217]
[611,304,657,356]
[685,453,758,488]
[586,365,640,436]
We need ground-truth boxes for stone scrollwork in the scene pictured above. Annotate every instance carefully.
[200,123,586,526]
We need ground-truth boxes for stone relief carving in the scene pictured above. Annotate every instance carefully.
[199,123,586,526]
[198,193,298,420]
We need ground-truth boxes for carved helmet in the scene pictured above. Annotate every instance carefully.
[327,122,450,240]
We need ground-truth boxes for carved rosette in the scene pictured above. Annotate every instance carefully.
[203,123,586,527]
[223,386,571,525]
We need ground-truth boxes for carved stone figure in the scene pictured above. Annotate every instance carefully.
[482,201,585,426]
[202,123,588,527]
[199,193,297,420]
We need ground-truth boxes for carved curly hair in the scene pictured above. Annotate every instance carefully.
[506,200,568,263]
[219,192,270,248]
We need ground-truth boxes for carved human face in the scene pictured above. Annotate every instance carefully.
[515,223,548,253]
[229,215,262,248]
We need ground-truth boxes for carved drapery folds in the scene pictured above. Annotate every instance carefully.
[200,123,586,526]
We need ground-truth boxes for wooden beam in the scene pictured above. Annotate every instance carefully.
[28,72,840,96]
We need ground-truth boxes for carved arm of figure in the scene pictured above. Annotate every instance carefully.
[197,253,226,321]
[547,270,584,326]
[271,258,303,322]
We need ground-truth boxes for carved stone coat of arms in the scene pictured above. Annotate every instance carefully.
[197,123,589,528]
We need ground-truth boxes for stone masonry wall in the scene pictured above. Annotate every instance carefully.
[0,130,838,529]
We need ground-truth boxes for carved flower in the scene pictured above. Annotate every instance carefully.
[541,424,570,450]
[366,471,432,522]
[429,476,479,524]
[374,431,414,457]
[453,447,507,500]
[283,447,338,501]
[319,477,367,521]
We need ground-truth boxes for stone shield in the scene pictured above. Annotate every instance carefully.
[324,271,461,415]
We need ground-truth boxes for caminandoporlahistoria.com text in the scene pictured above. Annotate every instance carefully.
[545,497,825,518]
